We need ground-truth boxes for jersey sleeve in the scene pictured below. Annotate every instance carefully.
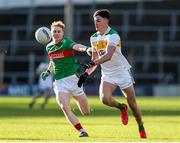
[66,38,76,49]
[90,36,97,52]
[108,34,121,47]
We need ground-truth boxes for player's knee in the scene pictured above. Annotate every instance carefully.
[101,96,109,105]
[60,104,69,113]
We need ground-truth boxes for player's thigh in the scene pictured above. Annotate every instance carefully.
[35,90,44,97]
[99,80,116,100]
[121,85,136,101]
[73,94,90,115]
[56,92,71,111]
[43,90,51,98]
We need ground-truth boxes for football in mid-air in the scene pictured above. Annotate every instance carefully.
[35,27,52,44]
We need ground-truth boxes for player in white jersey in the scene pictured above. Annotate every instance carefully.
[29,61,53,109]
[78,9,147,138]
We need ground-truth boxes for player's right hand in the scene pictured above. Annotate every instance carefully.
[77,72,89,87]
[40,70,50,80]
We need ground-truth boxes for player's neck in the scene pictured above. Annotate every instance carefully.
[99,25,109,36]
[53,39,61,45]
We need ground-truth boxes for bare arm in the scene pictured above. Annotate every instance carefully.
[83,45,116,75]
[47,60,53,73]
[72,44,88,52]
[93,45,116,65]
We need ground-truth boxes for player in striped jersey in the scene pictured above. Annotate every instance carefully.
[78,9,147,138]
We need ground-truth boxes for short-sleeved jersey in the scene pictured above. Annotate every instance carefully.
[90,27,131,75]
[46,36,79,80]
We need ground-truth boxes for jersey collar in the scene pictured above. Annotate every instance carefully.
[97,26,111,36]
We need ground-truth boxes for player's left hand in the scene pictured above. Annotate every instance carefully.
[40,70,50,80]
[77,72,89,87]
[81,61,95,69]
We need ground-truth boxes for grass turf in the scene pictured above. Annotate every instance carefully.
[0,96,180,142]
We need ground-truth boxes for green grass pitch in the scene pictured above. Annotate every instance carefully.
[0,96,180,142]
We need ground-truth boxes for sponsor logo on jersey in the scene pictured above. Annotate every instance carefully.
[48,50,75,60]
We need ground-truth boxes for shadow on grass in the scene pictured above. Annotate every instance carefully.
[0,106,180,118]
[0,137,66,141]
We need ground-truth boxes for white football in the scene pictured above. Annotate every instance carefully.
[35,27,52,44]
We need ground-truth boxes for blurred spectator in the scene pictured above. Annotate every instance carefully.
[29,61,54,109]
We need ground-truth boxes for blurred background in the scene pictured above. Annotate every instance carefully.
[0,0,180,97]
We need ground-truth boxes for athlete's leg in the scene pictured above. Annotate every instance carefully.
[73,93,90,116]
[29,91,43,108]
[121,85,143,125]
[121,85,147,138]
[99,81,117,107]
[73,95,89,138]
[41,90,51,109]
[56,92,88,137]
[56,92,79,125]
[99,81,128,125]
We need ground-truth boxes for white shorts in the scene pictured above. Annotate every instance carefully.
[101,69,134,89]
[53,74,85,96]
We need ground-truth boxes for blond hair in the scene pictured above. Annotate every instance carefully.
[51,20,65,29]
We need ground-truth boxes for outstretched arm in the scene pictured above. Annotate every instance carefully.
[40,60,53,81]
[81,45,116,70]
[72,44,88,52]
[93,45,116,65]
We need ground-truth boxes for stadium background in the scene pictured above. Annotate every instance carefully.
[0,0,180,97]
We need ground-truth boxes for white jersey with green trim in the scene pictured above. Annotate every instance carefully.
[90,26,131,75]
